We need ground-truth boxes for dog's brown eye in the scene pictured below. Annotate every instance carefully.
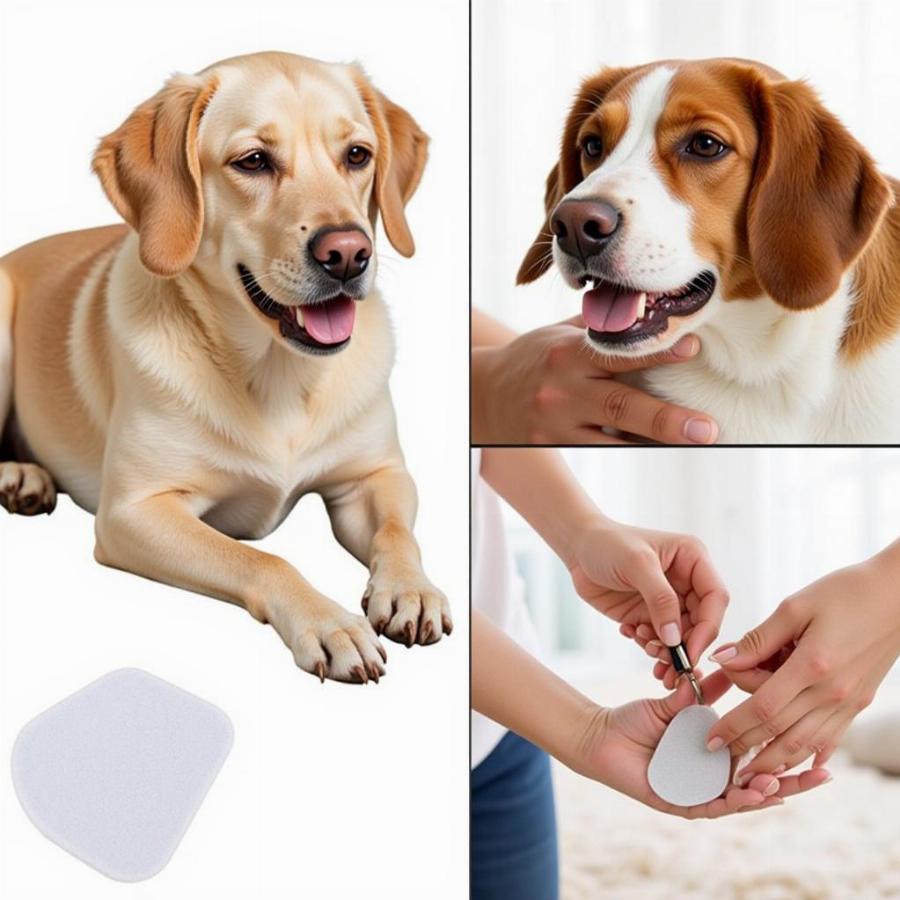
[232,151,270,173]
[685,132,728,159]
[582,136,603,159]
[347,145,371,168]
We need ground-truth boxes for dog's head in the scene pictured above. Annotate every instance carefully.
[93,51,427,357]
[518,58,891,356]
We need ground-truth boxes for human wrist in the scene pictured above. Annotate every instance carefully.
[471,346,502,442]
[560,697,610,778]
[563,511,618,571]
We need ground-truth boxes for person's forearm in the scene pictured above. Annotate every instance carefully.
[472,308,517,348]
[472,611,601,769]
[480,448,607,568]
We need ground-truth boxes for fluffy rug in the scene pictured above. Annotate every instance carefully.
[556,676,900,899]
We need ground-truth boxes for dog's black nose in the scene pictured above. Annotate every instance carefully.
[551,199,621,259]
[310,227,372,281]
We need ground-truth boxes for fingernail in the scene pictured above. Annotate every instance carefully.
[737,771,754,787]
[706,737,724,753]
[709,645,737,664]
[773,765,787,775]
[647,639,662,649]
[684,417,714,444]
[660,622,680,646]
[763,778,780,796]
[672,335,699,358]
[820,769,833,784]
[770,798,785,806]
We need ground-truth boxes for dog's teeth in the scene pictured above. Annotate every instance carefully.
[294,306,304,326]
[637,292,647,319]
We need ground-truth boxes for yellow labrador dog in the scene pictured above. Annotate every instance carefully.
[0,51,451,683]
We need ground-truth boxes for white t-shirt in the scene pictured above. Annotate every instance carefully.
[471,448,541,769]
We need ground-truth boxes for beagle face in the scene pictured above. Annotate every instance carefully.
[93,52,427,357]
[519,58,891,357]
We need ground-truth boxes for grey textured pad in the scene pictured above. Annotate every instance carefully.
[11,668,233,881]
[647,704,731,806]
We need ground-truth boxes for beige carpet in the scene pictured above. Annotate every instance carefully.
[555,675,900,900]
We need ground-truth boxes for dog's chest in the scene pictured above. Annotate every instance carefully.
[198,396,390,539]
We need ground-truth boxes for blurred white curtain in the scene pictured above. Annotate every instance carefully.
[500,448,900,679]
[473,0,900,332]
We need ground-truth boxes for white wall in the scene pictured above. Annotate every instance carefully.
[473,0,900,332]
[501,448,900,682]
[0,2,469,898]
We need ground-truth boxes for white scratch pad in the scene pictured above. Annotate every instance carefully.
[11,668,233,882]
[647,705,730,807]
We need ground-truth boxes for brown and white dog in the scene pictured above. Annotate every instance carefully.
[0,51,451,682]
[519,58,900,443]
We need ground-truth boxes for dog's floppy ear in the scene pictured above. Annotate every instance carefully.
[353,70,429,257]
[92,74,218,277]
[516,66,635,285]
[747,75,891,309]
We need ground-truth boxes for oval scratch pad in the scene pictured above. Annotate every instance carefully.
[11,668,234,882]
[647,704,730,806]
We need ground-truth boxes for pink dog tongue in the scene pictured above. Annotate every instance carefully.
[301,296,356,344]
[583,284,643,333]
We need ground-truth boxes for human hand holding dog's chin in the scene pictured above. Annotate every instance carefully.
[704,541,900,780]
[569,671,831,819]
[470,315,719,445]
[569,518,729,687]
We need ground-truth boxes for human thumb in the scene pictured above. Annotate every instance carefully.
[629,562,682,647]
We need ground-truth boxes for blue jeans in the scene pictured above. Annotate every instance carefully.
[471,730,559,900]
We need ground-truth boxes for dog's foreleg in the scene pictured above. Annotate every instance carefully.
[94,490,386,683]
[0,267,57,515]
[324,466,452,647]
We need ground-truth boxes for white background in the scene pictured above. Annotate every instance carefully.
[502,447,900,688]
[0,1,468,898]
[473,0,900,332]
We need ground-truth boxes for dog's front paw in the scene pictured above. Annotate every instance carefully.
[268,594,387,685]
[0,462,56,515]
[362,568,452,647]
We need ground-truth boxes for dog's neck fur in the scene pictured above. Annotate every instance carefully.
[637,263,900,441]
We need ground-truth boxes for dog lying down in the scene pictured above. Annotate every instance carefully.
[519,57,900,443]
[0,51,451,683]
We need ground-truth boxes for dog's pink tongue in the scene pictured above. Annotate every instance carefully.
[302,296,356,344]
[582,284,643,333]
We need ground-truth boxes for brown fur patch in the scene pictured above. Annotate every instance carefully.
[352,70,429,258]
[516,65,650,284]
[843,178,900,360]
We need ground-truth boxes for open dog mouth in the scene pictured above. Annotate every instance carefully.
[581,272,716,345]
[237,264,357,355]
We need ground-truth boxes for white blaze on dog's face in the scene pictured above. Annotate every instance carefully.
[518,59,891,358]
[92,52,428,358]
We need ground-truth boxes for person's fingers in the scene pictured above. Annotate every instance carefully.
[810,708,857,768]
[579,379,718,445]
[772,767,832,798]
[745,773,781,797]
[658,669,731,719]
[684,786,767,820]
[735,702,836,778]
[728,688,824,768]
[719,665,774,694]
[570,427,633,446]
[619,623,637,639]
[652,659,670,682]
[682,556,729,665]
[708,598,805,671]
[706,648,814,753]
[590,334,702,373]
[627,564,682,647]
